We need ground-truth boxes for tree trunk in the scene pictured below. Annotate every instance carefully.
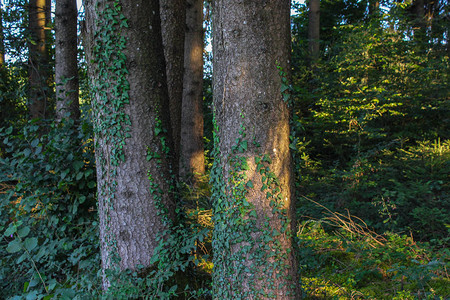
[368,0,380,17]
[212,0,299,299]
[412,0,426,46]
[308,0,320,64]
[0,4,4,65]
[28,0,52,119]
[160,0,185,174]
[180,0,205,181]
[55,0,80,122]
[85,0,176,289]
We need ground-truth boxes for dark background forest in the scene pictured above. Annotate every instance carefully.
[0,0,449,298]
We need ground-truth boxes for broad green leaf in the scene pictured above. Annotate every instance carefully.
[30,138,39,147]
[4,225,17,236]
[7,239,22,253]
[24,237,38,251]
[17,226,30,238]
[17,253,27,264]
[23,148,31,157]
[73,160,84,171]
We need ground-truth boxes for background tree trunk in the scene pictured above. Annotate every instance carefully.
[160,0,185,173]
[308,0,320,64]
[28,0,52,119]
[369,0,380,17]
[212,0,299,298]
[412,0,426,46]
[180,0,205,181]
[55,0,80,122]
[85,0,175,289]
[0,4,4,65]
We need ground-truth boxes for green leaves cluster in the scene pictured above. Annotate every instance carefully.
[0,120,99,298]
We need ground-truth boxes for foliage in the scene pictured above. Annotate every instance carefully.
[0,119,100,298]
[297,213,449,299]
[292,4,450,243]
[0,0,449,298]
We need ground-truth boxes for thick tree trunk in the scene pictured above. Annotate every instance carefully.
[55,0,80,122]
[160,0,185,173]
[180,0,205,181]
[212,0,299,299]
[28,0,52,119]
[85,0,175,289]
[308,0,320,64]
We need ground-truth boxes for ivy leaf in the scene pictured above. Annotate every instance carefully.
[73,161,84,171]
[24,237,38,252]
[17,253,27,264]
[7,240,22,253]
[23,148,31,157]
[246,180,254,188]
[4,226,17,236]
[30,138,39,148]
[17,226,30,238]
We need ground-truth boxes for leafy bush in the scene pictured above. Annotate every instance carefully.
[0,119,100,298]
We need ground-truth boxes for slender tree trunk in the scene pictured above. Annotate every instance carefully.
[412,0,427,46]
[160,0,185,174]
[180,0,205,181]
[212,0,299,298]
[55,0,80,122]
[28,0,52,119]
[308,0,320,64]
[0,4,4,65]
[85,0,176,289]
[369,0,380,17]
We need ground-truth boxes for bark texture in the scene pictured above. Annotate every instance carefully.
[308,0,320,64]
[85,0,175,289]
[28,0,52,119]
[160,0,185,172]
[180,0,205,180]
[55,0,80,121]
[212,0,299,298]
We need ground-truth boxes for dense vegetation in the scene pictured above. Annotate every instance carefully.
[0,0,449,298]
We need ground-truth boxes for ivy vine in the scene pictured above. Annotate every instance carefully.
[211,109,297,298]
[89,0,131,271]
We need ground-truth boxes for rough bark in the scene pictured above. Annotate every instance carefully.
[28,0,52,119]
[85,0,175,289]
[180,0,205,181]
[55,0,80,122]
[308,0,320,64]
[212,0,299,298]
[160,0,185,173]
